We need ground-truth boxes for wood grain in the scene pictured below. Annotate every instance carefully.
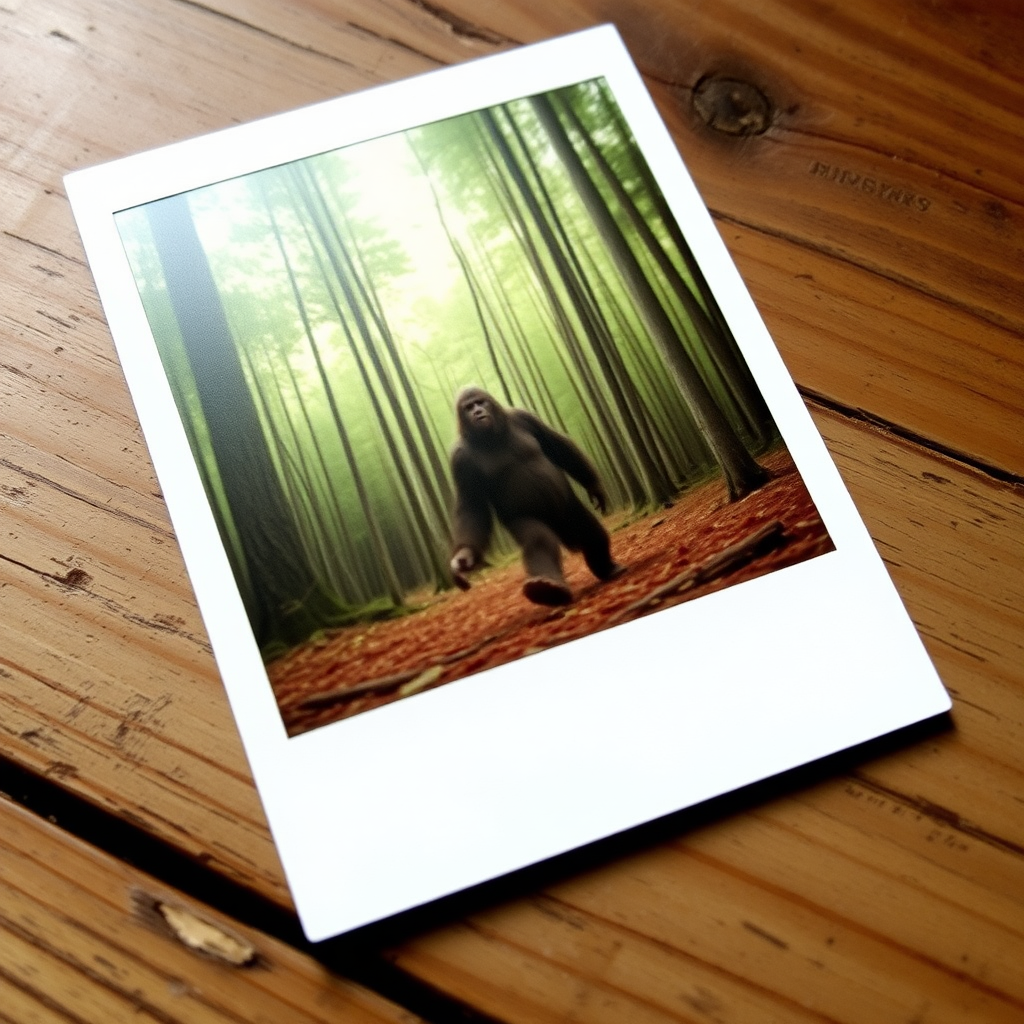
[0,795,419,1023]
[387,409,1024,1024]
[1,0,1022,1021]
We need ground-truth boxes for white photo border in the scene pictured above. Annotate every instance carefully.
[66,25,950,941]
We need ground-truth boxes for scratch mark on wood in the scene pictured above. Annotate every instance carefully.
[681,985,724,1015]
[854,776,1024,858]
[169,0,361,71]
[742,920,789,949]
[35,308,77,330]
[533,897,587,931]
[344,20,442,65]
[0,456,176,537]
[405,0,518,46]
[31,263,65,279]
[2,230,86,266]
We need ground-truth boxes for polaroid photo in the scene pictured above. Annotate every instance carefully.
[66,25,950,941]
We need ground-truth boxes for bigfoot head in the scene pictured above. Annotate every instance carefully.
[456,386,508,446]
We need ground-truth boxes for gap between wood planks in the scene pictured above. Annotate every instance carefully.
[801,391,1024,488]
[0,712,960,1018]
[0,756,506,1024]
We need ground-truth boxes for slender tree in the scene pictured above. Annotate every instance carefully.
[530,93,769,501]
[259,176,405,606]
[144,192,357,649]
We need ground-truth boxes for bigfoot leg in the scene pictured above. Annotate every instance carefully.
[510,519,573,606]
[571,506,625,581]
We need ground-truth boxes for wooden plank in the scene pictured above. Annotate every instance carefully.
[5,2,1020,471]
[3,400,1022,1020]
[0,0,1019,899]
[385,407,1024,1023]
[0,796,419,1024]
[728,224,1024,478]
[1,0,1022,1021]
[390,780,1024,1024]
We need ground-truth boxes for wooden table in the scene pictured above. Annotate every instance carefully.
[2,1,1022,1020]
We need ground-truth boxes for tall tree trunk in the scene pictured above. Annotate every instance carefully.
[497,105,677,507]
[590,80,774,441]
[481,107,664,507]
[283,170,453,591]
[297,164,455,522]
[557,90,773,448]
[475,119,644,506]
[530,94,769,501]
[144,192,353,649]
[259,179,405,606]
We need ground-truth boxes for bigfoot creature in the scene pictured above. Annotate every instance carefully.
[449,386,624,606]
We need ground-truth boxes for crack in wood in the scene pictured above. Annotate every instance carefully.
[0,556,95,596]
[2,230,86,266]
[0,456,175,538]
[0,755,510,1022]
[343,20,442,65]
[800,389,1024,487]
[0,550,212,652]
[742,920,789,949]
[404,0,518,46]
[167,0,360,71]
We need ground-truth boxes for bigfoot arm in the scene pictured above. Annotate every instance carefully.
[450,446,493,571]
[516,411,608,513]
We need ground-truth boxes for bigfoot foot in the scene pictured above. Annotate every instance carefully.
[598,562,627,581]
[523,576,573,606]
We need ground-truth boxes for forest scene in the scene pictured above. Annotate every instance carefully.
[116,79,833,737]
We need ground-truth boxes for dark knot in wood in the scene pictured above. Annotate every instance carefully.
[692,76,772,136]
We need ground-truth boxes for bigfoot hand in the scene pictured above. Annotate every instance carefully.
[588,485,608,515]
[450,547,477,574]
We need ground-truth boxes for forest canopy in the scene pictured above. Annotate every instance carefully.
[116,78,777,656]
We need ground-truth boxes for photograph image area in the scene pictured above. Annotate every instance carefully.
[116,79,833,737]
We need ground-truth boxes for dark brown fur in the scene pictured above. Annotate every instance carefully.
[450,387,620,603]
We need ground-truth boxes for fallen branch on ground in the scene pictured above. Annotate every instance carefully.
[298,634,496,711]
[607,519,788,626]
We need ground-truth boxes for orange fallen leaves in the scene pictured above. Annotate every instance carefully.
[269,449,832,736]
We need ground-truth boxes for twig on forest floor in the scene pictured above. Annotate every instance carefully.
[298,634,497,711]
[607,519,788,626]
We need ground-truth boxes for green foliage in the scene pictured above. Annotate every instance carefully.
[115,78,775,656]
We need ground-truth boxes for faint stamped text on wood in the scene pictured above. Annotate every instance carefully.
[810,160,931,212]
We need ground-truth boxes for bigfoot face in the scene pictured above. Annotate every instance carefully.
[457,387,504,442]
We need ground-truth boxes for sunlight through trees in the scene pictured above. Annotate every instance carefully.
[117,79,777,655]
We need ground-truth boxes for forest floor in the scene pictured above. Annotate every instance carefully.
[269,446,834,736]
